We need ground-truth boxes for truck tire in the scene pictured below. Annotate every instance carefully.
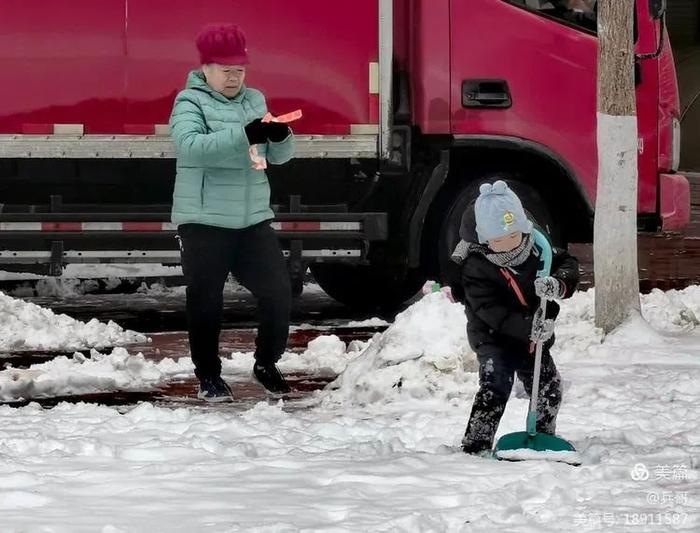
[310,262,423,311]
[438,177,558,298]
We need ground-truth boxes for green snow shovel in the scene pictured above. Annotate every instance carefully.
[493,297,581,466]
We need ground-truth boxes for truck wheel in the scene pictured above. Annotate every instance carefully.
[310,262,423,311]
[438,178,558,296]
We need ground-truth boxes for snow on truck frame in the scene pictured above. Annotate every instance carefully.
[0,0,690,308]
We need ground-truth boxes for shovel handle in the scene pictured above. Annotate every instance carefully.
[527,298,548,436]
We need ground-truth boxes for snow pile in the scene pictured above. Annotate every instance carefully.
[341,317,390,328]
[555,287,700,365]
[7,278,106,298]
[277,334,355,375]
[0,263,183,281]
[0,348,168,401]
[136,275,244,297]
[208,334,357,378]
[7,285,700,405]
[324,292,476,405]
[639,286,700,332]
[556,286,700,337]
[0,335,359,402]
[326,287,700,407]
[135,282,186,297]
[0,291,147,352]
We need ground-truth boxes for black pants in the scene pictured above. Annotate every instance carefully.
[177,222,292,380]
[462,346,563,450]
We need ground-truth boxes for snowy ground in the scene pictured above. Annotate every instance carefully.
[0,288,698,531]
[0,264,183,281]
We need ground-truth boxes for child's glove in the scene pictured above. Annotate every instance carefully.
[530,306,555,344]
[534,276,566,300]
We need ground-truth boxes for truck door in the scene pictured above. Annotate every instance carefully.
[449,0,659,215]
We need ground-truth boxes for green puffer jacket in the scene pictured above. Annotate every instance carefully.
[169,70,294,229]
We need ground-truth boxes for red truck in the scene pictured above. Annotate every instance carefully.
[0,0,688,309]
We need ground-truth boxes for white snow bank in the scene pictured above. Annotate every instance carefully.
[0,335,358,402]
[0,291,147,352]
[135,275,245,297]
[326,287,700,406]
[7,278,107,298]
[5,285,700,410]
[4,264,186,298]
[324,292,476,405]
[341,317,391,328]
[555,288,700,365]
[278,334,354,375]
[0,263,183,281]
[217,334,356,378]
[0,348,168,401]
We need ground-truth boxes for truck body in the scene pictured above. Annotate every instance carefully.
[0,0,689,307]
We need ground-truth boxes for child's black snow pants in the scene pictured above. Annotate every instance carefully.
[462,346,563,452]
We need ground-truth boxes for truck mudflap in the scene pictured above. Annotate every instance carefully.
[0,209,388,277]
[659,173,690,231]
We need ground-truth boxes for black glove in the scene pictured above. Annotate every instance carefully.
[244,119,267,145]
[265,121,291,142]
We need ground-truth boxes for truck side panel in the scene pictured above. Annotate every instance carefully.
[0,0,127,134]
[409,0,451,134]
[635,0,663,215]
[0,0,379,136]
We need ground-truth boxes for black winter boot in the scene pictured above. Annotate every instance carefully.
[197,376,234,402]
[253,363,291,394]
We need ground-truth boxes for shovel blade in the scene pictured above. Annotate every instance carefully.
[494,431,581,465]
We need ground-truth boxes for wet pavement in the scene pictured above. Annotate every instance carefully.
[1,327,385,369]
[0,319,376,410]
[571,173,700,291]
[1,374,335,412]
[126,327,383,362]
[3,283,392,333]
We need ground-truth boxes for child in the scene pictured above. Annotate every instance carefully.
[451,180,579,456]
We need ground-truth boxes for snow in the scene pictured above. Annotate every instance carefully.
[0,291,147,352]
[494,448,583,465]
[0,336,355,403]
[0,264,183,281]
[341,317,390,328]
[0,288,698,530]
[1,264,184,298]
[324,292,476,405]
[0,349,166,402]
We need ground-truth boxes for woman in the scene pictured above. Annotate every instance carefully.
[170,24,295,401]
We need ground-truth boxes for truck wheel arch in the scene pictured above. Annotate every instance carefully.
[408,135,594,273]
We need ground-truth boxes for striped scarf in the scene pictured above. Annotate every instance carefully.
[451,233,534,268]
